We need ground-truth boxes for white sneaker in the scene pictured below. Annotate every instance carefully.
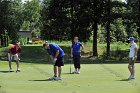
[128,75,132,79]
[54,77,61,81]
[77,70,80,74]
[49,76,56,80]
[72,70,77,74]
[128,75,135,80]
[16,68,20,72]
[9,68,12,72]
[131,75,135,79]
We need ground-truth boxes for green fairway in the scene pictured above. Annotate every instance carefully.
[0,61,140,93]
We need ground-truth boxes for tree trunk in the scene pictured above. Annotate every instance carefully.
[0,35,2,46]
[106,0,111,58]
[137,0,140,47]
[92,0,98,57]
[93,20,98,56]
[70,0,74,41]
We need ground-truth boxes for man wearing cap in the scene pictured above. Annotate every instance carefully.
[8,41,21,72]
[43,41,65,80]
[128,37,138,79]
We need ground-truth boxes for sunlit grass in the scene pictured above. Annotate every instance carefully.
[0,62,140,93]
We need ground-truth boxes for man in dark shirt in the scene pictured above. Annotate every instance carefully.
[8,41,21,72]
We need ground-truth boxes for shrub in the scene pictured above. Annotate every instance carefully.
[102,46,129,60]
[32,40,43,44]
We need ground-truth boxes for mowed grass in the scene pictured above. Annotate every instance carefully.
[0,61,140,93]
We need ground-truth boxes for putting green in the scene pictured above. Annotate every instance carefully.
[0,61,140,93]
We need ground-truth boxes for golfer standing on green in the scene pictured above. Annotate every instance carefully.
[128,37,138,80]
[43,41,65,80]
[71,37,84,74]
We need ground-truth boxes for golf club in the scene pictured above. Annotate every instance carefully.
[70,58,72,74]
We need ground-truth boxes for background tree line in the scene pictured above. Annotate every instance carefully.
[0,0,140,57]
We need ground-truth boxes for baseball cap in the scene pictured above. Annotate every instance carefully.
[43,41,49,47]
[128,37,134,41]
[14,41,20,45]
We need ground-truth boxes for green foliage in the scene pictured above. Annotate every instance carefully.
[21,0,42,37]
[0,0,24,43]
[0,47,8,60]
[41,0,71,41]
[101,41,130,60]
[42,0,109,42]
[0,0,140,59]
[97,25,106,43]
[110,18,127,42]
[124,20,139,40]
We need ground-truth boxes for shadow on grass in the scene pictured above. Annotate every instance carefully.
[63,72,74,74]
[29,79,55,81]
[0,71,14,73]
[117,79,129,81]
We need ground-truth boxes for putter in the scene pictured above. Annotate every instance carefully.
[70,58,72,74]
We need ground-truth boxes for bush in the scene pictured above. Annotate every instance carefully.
[32,40,43,44]
[102,46,129,60]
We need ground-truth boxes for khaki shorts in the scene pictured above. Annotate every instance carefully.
[8,53,20,62]
[129,57,136,65]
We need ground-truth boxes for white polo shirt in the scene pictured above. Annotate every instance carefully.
[129,42,138,58]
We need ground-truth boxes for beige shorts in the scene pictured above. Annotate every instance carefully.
[129,57,136,65]
[8,53,20,62]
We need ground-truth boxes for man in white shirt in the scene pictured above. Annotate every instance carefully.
[128,37,138,80]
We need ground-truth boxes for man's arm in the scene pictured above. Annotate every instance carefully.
[80,43,84,51]
[9,48,13,62]
[134,47,138,57]
[81,44,84,50]
[54,50,59,58]
[17,46,21,57]
[71,48,73,57]
[18,53,21,58]
[52,50,59,63]
[132,46,138,60]
[50,55,54,61]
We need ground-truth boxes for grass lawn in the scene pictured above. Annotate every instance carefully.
[0,61,140,93]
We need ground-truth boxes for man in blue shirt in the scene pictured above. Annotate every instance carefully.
[71,37,84,74]
[43,41,65,80]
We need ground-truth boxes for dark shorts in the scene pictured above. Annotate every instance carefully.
[54,56,64,67]
[73,56,81,69]
[129,57,136,65]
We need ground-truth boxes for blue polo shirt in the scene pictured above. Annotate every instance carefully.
[47,43,65,58]
[72,42,82,56]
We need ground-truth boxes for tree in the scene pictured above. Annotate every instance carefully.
[42,0,92,41]
[110,18,127,42]
[127,0,140,43]
[106,0,111,58]
[42,0,71,40]
[42,0,112,57]
[92,0,111,56]
[22,0,42,37]
[0,0,23,45]
[92,0,98,56]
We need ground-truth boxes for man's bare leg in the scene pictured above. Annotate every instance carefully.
[58,67,62,78]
